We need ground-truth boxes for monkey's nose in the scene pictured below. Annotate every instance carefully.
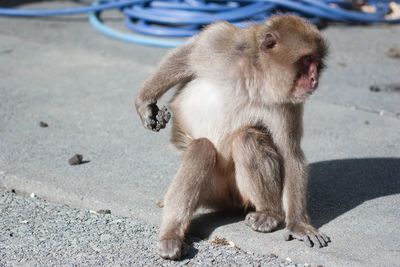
[311,77,317,88]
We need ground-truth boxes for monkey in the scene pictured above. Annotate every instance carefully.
[135,15,330,260]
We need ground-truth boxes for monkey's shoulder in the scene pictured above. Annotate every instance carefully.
[198,21,237,43]
[190,22,248,62]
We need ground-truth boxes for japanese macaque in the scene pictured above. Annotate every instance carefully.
[135,15,330,260]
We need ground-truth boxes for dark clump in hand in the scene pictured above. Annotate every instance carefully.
[68,154,84,165]
[145,104,171,132]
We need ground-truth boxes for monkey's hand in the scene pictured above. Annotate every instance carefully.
[284,222,330,248]
[137,102,171,132]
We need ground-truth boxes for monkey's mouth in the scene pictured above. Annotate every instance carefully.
[294,86,317,101]
[294,60,319,97]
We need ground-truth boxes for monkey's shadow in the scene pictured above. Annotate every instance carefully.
[188,157,400,240]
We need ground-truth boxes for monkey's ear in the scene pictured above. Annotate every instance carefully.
[260,33,277,51]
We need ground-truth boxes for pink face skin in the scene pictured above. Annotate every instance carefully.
[294,54,320,100]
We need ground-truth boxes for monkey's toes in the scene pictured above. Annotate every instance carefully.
[245,212,281,233]
[158,238,184,260]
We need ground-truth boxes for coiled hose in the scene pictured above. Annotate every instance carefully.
[1,0,399,48]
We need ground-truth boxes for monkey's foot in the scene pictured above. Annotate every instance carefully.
[158,237,184,260]
[284,222,331,248]
[245,212,281,233]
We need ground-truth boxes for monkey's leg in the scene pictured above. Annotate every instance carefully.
[158,138,217,260]
[232,128,284,233]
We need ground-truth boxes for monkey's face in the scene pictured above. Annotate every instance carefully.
[259,15,327,104]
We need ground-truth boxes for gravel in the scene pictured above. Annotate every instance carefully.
[0,190,304,267]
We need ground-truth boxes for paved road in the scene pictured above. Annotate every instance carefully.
[0,2,399,267]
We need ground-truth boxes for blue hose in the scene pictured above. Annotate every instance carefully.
[1,0,399,48]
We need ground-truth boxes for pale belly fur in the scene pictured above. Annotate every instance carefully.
[171,78,268,151]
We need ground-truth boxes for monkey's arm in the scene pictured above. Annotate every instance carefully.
[281,149,309,224]
[282,148,330,247]
[274,105,330,247]
[135,41,195,131]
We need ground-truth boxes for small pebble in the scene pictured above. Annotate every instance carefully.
[39,121,48,128]
[30,192,36,198]
[10,189,16,194]
[386,47,400,59]
[228,241,236,247]
[155,200,164,208]
[369,85,381,92]
[210,236,230,246]
[370,83,400,93]
[364,120,370,125]
[68,154,83,165]
[97,209,111,215]
[285,257,292,262]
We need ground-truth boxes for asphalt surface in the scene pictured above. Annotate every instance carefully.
[0,190,302,267]
[0,1,400,267]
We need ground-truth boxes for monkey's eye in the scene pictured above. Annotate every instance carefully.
[302,55,313,66]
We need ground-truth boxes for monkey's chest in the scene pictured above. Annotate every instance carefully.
[171,79,267,149]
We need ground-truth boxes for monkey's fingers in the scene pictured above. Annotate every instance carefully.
[284,231,294,241]
[284,230,313,247]
[284,229,329,248]
[155,106,171,130]
[140,103,160,131]
[161,106,171,122]
[144,118,160,132]
[145,118,156,130]
[309,228,330,247]
[309,234,324,248]
[320,232,331,243]
[284,230,307,243]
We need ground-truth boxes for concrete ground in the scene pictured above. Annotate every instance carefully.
[1,190,301,267]
[0,2,399,267]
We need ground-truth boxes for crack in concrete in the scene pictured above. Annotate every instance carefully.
[315,100,400,119]
[349,106,400,119]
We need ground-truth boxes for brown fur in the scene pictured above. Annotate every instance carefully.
[135,15,330,260]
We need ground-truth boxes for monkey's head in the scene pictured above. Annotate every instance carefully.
[258,15,328,104]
